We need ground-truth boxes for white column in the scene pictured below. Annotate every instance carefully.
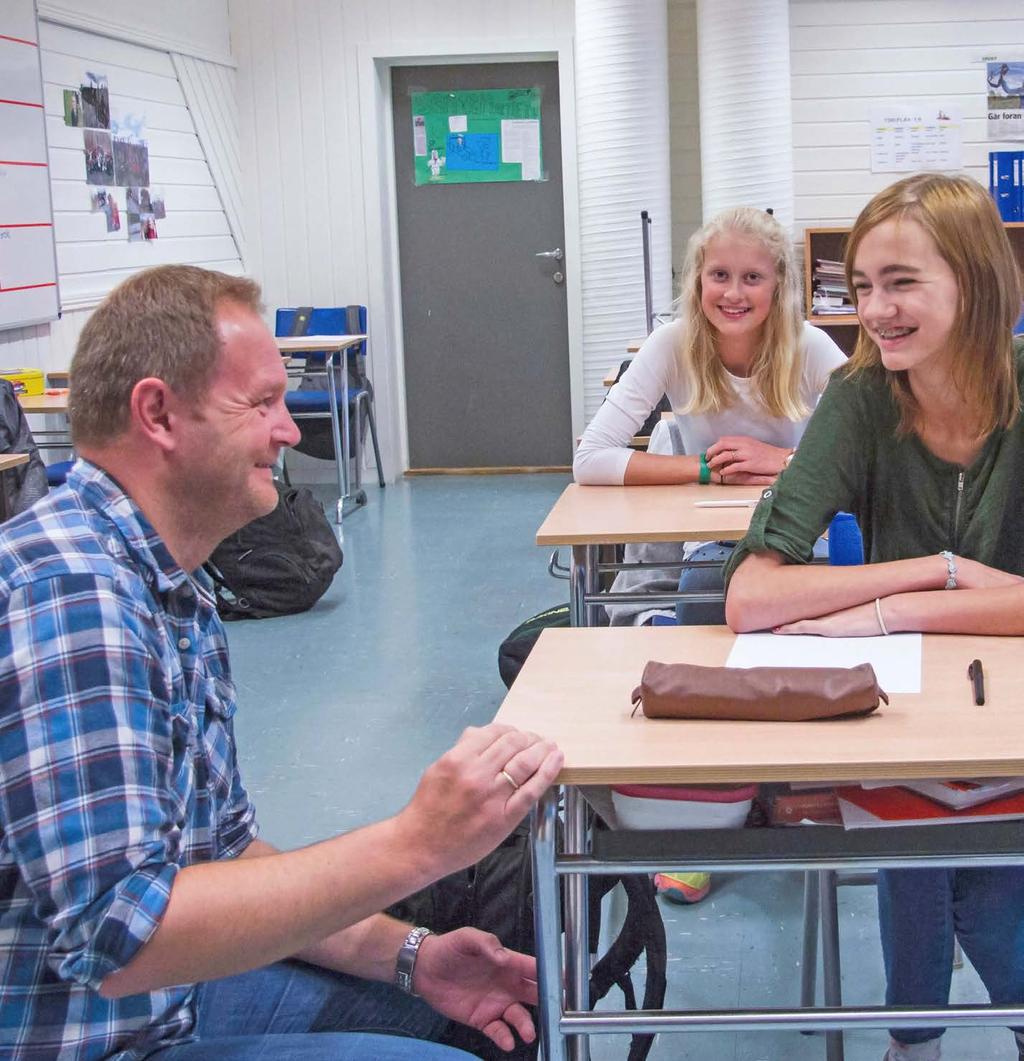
[575,0,673,422]
[696,0,794,227]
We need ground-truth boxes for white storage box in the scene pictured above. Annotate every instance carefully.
[610,783,758,830]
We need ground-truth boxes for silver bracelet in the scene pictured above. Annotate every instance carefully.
[940,550,957,590]
[874,597,889,636]
[395,926,433,995]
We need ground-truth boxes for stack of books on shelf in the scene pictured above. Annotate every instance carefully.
[990,150,1023,222]
[810,258,853,316]
[837,777,1024,829]
[769,778,1024,829]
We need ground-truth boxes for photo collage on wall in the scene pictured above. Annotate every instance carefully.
[65,72,165,239]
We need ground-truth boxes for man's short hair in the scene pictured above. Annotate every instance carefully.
[69,265,263,447]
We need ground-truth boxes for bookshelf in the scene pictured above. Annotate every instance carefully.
[803,223,1024,357]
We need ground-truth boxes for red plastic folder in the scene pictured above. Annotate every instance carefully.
[837,785,1024,829]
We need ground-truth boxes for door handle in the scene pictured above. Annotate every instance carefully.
[535,247,563,261]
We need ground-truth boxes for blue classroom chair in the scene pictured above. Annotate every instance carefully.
[45,459,74,487]
[275,306,385,511]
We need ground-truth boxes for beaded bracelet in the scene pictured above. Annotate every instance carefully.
[940,550,957,590]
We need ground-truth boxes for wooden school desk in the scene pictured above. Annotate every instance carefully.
[18,391,68,415]
[603,339,646,388]
[274,334,366,523]
[19,390,72,459]
[495,626,1024,1061]
[537,482,761,625]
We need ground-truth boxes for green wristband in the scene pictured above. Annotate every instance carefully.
[698,452,711,485]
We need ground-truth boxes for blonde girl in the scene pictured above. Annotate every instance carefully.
[573,206,845,487]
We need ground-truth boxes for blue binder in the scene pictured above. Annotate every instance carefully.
[989,150,1023,222]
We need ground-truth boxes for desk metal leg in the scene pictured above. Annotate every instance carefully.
[800,870,820,1011]
[325,350,348,525]
[819,869,845,1061]
[570,545,585,627]
[569,544,600,628]
[564,787,591,1061]
[531,789,565,1061]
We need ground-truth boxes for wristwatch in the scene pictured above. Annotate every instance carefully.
[395,926,433,995]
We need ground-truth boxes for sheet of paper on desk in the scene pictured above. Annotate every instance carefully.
[725,633,922,694]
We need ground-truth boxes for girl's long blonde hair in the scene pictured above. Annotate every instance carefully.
[844,173,1021,437]
[676,207,806,419]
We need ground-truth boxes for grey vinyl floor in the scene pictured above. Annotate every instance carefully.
[225,474,1013,1061]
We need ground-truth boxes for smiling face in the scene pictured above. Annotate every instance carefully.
[850,217,959,378]
[698,232,777,344]
[177,301,301,535]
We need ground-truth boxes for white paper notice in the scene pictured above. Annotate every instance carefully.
[448,114,467,133]
[725,633,922,694]
[412,116,426,157]
[501,118,541,179]
[869,104,962,173]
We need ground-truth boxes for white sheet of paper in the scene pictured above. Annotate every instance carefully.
[501,118,541,178]
[725,633,922,694]
[448,114,467,133]
[500,119,524,162]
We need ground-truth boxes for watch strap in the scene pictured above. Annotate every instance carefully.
[395,926,433,995]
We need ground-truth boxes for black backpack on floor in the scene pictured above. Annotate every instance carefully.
[204,482,342,620]
[497,604,571,689]
[387,818,666,1061]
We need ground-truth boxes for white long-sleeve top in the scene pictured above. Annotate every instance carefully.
[573,319,847,484]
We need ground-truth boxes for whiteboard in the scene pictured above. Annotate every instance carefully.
[0,0,60,331]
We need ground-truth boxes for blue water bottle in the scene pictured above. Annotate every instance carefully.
[828,512,864,566]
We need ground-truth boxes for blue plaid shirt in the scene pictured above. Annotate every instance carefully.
[0,461,258,1059]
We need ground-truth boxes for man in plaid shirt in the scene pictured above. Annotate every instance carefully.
[0,266,562,1060]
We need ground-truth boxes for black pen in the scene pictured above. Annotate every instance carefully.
[968,659,985,705]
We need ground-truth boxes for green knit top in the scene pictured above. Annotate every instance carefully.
[725,336,1024,582]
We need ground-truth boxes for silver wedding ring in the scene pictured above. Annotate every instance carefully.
[500,768,520,791]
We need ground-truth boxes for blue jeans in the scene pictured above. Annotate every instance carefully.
[675,539,829,626]
[149,960,474,1060]
[878,868,1024,1045]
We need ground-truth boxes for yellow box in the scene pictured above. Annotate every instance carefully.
[0,368,45,396]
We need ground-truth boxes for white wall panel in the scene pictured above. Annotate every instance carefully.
[172,55,245,266]
[38,0,232,65]
[667,0,701,292]
[231,0,575,479]
[790,0,1024,233]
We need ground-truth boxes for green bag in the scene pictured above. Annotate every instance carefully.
[497,604,569,688]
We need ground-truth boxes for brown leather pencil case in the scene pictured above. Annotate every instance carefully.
[631,661,888,722]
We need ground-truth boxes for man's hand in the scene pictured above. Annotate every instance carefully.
[772,600,884,637]
[413,928,538,1051]
[705,435,789,480]
[396,724,563,878]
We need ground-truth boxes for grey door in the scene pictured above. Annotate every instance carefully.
[391,62,571,469]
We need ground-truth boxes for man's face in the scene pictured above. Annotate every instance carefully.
[178,302,300,536]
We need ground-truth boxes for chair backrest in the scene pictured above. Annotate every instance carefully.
[274,306,367,362]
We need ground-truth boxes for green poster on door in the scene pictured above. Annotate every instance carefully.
[410,88,543,185]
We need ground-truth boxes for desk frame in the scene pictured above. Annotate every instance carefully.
[499,626,1024,1061]
[275,334,367,526]
[532,791,1024,1061]
[567,544,734,627]
[538,484,762,627]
